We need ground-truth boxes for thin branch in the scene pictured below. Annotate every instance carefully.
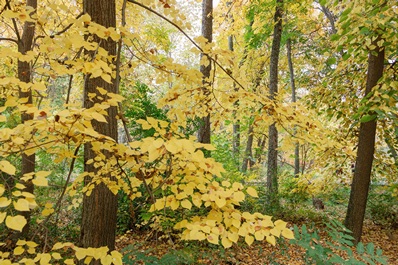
[0,37,18,44]
[126,0,247,91]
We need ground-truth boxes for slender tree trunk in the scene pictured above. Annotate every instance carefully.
[344,41,384,244]
[266,0,283,200]
[286,38,300,177]
[80,0,118,255]
[18,0,37,237]
[227,1,240,166]
[197,0,213,157]
[241,124,254,172]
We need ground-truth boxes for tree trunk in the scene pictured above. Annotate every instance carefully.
[266,0,283,199]
[286,38,300,177]
[241,124,254,172]
[344,41,384,244]
[18,0,37,237]
[80,0,118,255]
[197,0,213,157]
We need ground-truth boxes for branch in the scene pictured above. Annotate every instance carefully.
[126,0,247,91]
[0,37,18,44]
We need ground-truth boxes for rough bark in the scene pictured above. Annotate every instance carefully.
[344,42,385,244]
[286,38,300,177]
[241,125,254,172]
[80,0,118,255]
[266,0,283,198]
[197,0,213,157]
[18,0,37,237]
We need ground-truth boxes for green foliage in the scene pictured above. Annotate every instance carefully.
[279,171,309,205]
[124,82,168,139]
[290,219,388,265]
[121,244,196,265]
[367,185,398,229]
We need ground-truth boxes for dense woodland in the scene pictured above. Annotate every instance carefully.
[0,0,397,264]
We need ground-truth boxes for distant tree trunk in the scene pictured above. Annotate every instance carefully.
[241,124,254,172]
[18,0,37,237]
[344,40,384,244]
[80,0,118,255]
[255,135,267,164]
[286,38,300,177]
[228,11,240,167]
[197,0,213,157]
[266,0,283,200]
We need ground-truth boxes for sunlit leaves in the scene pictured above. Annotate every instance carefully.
[5,215,27,232]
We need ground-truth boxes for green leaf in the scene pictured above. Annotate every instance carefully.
[360,114,377,123]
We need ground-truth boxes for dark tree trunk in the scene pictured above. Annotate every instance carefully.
[286,39,300,177]
[18,0,37,237]
[80,0,118,255]
[241,125,254,172]
[344,42,385,244]
[197,0,213,157]
[266,0,283,199]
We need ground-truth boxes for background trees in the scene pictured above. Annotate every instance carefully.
[0,0,397,263]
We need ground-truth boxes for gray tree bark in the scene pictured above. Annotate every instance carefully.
[266,0,283,199]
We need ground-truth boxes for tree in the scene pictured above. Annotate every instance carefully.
[16,0,37,237]
[344,40,385,244]
[197,0,213,156]
[80,0,118,253]
[266,0,283,202]
[286,38,300,177]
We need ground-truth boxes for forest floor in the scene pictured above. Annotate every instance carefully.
[115,220,398,264]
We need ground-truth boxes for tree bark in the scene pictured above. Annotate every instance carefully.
[197,0,213,157]
[241,125,254,172]
[344,42,385,244]
[266,0,283,199]
[18,0,37,237]
[80,0,118,255]
[286,38,300,177]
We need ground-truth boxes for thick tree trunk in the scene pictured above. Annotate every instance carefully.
[286,39,300,177]
[18,0,37,237]
[80,0,118,255]
[197,0,213,157]
[266,0,283,199]
[241,125,254,172]
[344,42,384,244]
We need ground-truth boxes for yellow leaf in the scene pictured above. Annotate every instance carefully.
[13,199,30,211]
[14,246,25,255]
[233,191,245,202]
[170,199,179,210]
[52,252,62,260]
[221,237,233,248]
[215,197,226,208]
[64,259,74,264]
[0,185,4,196]
[266,235,276,246]
[154,198,165,211]
[90,112,108,123]
[36,171,51,178]
[228,232,239,243]
[0,160,16,175]
[75,247,87,260]
[282,228,294,239]
[0,212,6,223]
[32,176,48,187]
[255,230,265,241]
[0,197,11,207]
[246,187,258,198]
[52,242,66,250]
[15,183,26,190]
[5,215,27,232]
[181,200,192,210]
[245,235,254,246]
[207,233,219,245]
[101,73,112,83]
